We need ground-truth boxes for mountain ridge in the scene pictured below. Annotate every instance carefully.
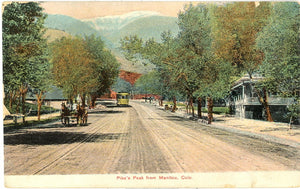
[82,11,163,31]
[44,11,179,73]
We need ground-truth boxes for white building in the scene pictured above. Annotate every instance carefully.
[229,74,295,122]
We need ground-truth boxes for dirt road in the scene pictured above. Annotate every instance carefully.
[4,100,300,175]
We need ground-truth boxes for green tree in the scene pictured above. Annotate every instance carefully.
[121,33,200,114]
[256,2,300,98]
[3,2,48,122]
[196,57,235,123]
[51,35,119,108]
[211,2,273,121]
[112,78,132,93]
[121,4,230,121]
[84,35,120,107]
[256,2,300,125]
[121,3,243,123]
[176,4,235,123]
[29,53,52,121]
[177,4,212,119]
[51,37,97,105]
[134,70,163,95]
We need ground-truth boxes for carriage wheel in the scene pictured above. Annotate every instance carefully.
[65,117,70,126]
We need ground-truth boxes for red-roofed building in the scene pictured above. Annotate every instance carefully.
[119,69,142,86]
[100,70,142,99]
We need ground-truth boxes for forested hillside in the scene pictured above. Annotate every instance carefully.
[44,12,179,73]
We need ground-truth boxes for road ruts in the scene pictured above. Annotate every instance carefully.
[33,116,116,174]
[4,100,298,175]
[108,107,172,173]
[4,108,118,175]
[135,101,300,170]
[36,107,130,175]
[130,101,293,172]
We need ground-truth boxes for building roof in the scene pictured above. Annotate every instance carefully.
[232,73,264,90]
[119,70,142,86]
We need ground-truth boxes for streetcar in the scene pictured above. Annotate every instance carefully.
[116,92,130,106]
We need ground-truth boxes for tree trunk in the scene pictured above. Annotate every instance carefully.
[171,96,177,112]
[255,88,273,122]
[262,88,273,122]
[9,91,15,109]
[87,95,91,108]
[207,97,214,124]
[21,92,26,123]
[16,95,20,114]
[159,98,163,107]
[189,96,194,117]
[81,94,86,107]
[12,90,20,112]
[248,72,273,122]
[20,85,28,123]
[36,91,44,121]
[88,96,92,108]
[9,92,12,109]
[90,95,97,109]
[37,102,42,121]
[197,97,202,118]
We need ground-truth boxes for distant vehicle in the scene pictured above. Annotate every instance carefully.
[116,92,130,106]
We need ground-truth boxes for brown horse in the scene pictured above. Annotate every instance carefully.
[61,103,71,125]
[76,104,88,125]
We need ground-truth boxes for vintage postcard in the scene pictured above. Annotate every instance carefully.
[2,0,300,188]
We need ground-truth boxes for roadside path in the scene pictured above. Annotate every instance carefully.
[3,112,60,125]
[145,100,300,147]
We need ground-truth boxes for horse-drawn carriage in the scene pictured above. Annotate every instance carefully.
[61,103,88,126]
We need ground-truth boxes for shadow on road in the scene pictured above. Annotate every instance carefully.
[4,131,127,145]
[95,100,132,108]
[105,105,132,108]
[117,105,132,108]
[36,123,91,129]
[164,115,190,122]
[88,110,124,114]
[96,100,116,107]
[4,122,92,134]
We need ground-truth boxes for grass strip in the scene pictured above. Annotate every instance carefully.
[4,116,61,132]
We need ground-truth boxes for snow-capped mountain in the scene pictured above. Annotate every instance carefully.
[44,11,179,73]
[83,11,162,31]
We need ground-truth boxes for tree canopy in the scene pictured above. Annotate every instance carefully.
[3,2,48,89]
[112,78,132,93]
[211,2,271,74]
[3,2,48,120]
[121,2,299,123]
[50,35,120,106]
[121,4,235,120]
[3,1,299,124]
[256,2,300,98]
